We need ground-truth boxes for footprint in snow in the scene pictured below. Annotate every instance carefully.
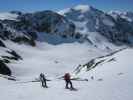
[97,78,103,81]
[117,72,124,76]
[54,60,59,64]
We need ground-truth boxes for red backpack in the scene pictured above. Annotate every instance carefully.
[64,73,70,80]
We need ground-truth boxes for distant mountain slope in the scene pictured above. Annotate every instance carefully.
[0,12,18,20]
[0,6,133,47]
[58,5,133,46]
[108,11,133,22]
[0,10,77,46]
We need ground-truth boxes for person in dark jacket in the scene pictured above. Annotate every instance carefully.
[64,73,74,89]
[39,73,48,88]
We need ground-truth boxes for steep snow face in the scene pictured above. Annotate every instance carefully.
[58,5,115,33]
[59,5,133,46]
[0,12,18,20]
[58,5,119,48]
[84,32,116,50]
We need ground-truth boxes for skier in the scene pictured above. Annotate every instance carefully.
[39,73,48,88]
[64,73,74,89]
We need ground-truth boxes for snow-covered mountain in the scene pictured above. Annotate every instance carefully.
[17,11,75,38]
[0,5,133,48]
[59,5,133,46]
[0,4,133,100]
[59,5,115,33]
[108,11,133,22]
[0,10,78,47]
[1,4,133,76]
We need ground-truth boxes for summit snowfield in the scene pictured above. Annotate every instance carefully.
[59,5,91,14]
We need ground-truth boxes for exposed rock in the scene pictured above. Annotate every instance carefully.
[0,60,11,76]
[17,10,75,37]
[6,50,22,60]
[0,39,6,47]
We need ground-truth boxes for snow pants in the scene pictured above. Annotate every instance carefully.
[65,80,73,89]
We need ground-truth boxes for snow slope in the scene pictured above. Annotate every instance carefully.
[0,40,132,100]
[4,40,108,78]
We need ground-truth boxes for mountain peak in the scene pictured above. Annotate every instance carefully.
[58,5,92,15]
[73,5,91,13]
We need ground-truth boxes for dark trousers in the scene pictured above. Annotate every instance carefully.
[41,80,47,88]
[65,80,73,89]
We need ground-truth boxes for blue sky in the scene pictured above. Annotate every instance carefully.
[0,0,132,12]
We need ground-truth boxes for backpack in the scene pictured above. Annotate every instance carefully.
[40,73,45,81]
[64,73,70,80]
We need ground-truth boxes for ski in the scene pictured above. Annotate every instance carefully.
[65,87,78,91]
[71,78,88,81]
[16,79,51,84]
[0,74,17,81]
